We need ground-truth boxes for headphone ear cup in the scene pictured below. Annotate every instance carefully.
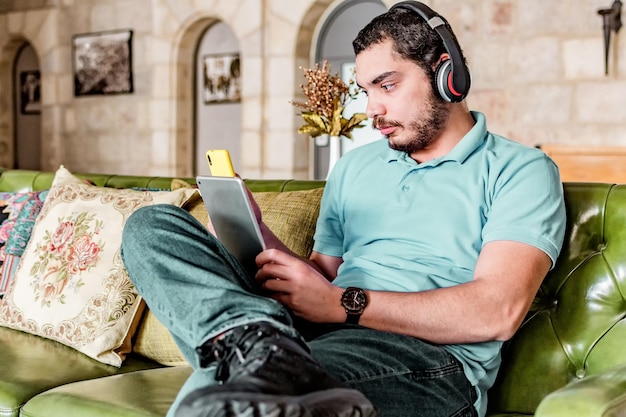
[435,59,455,102]
[435,59,468,103]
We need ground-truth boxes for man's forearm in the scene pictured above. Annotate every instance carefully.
[358,282,520,344]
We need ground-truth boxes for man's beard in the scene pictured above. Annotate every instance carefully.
[374,90,450,155]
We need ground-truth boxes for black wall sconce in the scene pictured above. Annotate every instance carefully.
[598,0,622,75]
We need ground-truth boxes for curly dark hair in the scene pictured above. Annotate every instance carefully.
[352,6,466,81]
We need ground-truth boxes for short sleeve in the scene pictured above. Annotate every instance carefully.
[312,167,345,258]
[482,153,566,268]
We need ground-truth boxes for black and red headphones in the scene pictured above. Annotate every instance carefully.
[390,1,471,102]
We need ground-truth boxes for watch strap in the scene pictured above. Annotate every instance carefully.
[345,312,361,325]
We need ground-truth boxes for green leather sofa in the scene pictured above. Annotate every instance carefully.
[0,168,624,417]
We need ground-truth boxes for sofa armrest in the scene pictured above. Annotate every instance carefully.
[535,363,626,417]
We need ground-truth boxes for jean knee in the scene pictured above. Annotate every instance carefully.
[122,205,179,282]
[124,205,179,244]
[126,203,176,230]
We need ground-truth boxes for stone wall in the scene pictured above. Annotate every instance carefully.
[0,0,624,178]
[458,0,626,148]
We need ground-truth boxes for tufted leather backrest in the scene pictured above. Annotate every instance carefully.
[488,183,626,414]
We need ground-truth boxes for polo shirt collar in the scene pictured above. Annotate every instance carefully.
[382,111,487,166]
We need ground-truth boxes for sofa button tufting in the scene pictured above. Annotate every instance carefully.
[576,369,586,379]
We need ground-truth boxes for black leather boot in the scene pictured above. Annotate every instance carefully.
[176,321,376,417]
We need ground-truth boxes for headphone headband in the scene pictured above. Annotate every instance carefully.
[389,1,471,102]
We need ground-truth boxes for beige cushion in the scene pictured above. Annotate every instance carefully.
[253,188,323,258]
[171,178,215,235]
[133,181,324,366]
[0,166,196,367]
[132,309,189,366]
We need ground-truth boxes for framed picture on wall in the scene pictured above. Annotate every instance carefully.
[72,29,133,96]
[19,70,41,114]
[202,53,241,104]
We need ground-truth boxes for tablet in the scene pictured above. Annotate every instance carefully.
[196,175,266,277]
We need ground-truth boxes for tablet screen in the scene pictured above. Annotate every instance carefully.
[196,176,266,277]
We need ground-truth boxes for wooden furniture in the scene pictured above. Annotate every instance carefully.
[540,145,626,183]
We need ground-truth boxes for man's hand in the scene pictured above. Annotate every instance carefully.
[255,249,344,323]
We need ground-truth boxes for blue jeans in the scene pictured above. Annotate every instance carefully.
[121,204,478,417]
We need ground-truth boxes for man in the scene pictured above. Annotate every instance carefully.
[121,3,566,417]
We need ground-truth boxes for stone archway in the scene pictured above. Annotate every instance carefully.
[171,17,220,177]
[0,9,63,171]
[169,9,264,178]
[0,37,25,168]
[13,42,42,170]
[193,21,242,177]
[291,0,336,178]
[293,0,391,179]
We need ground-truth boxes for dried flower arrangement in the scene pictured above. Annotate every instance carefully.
[291,61,368,139]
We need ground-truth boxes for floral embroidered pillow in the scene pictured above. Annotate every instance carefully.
[0,166,196,366]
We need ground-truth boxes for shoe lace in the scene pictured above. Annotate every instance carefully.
[200,323,279,383]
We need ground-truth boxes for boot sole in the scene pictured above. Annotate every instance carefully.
[177,387,377,417]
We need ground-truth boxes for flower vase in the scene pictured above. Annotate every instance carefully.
[327,135,342,179]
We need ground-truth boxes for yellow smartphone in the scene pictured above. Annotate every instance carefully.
[206,149,236,177]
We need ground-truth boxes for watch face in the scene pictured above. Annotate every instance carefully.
[341,287,368,313]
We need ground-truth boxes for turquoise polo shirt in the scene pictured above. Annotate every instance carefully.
[313,111,566,416]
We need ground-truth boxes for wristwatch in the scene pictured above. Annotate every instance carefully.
[340,287,368,324]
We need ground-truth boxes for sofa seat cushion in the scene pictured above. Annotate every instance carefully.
[0,326,161,417]
[20,366,192,417]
